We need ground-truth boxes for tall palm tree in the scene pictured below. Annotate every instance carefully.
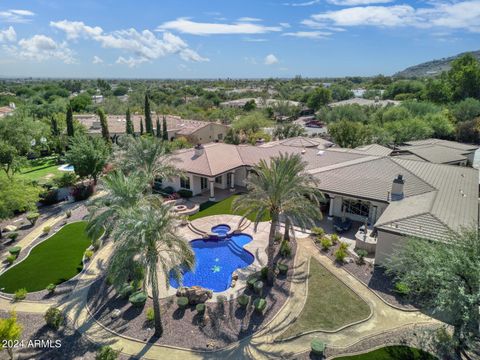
[108,200,194,337]
[86,170,148,239]
[117,136,179,191]
[233,152,322,284]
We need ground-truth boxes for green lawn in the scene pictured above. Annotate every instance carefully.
[19,156,63,184]
[189,195,271,222]
[0,221,97,293]
[333,346,437,360]
[280,259,371,338]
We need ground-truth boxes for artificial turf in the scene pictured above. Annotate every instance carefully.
[0,221,96,293]
[189,195,271,222]
[280,259,371,338]
[333,345,437,359]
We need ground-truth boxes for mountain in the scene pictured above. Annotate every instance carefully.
[394,50,480,78]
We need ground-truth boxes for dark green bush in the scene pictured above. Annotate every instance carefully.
[128,291,147,307]
[118,283,134,298]
[95,345,119,360]
[260,266,268,280]
[394,281,410,296]
[237,294,249,307]
[177,296,189,309]
[7,232,19,241]
[280,240,292,258]
[254,280,264,295]
[196,303,206,314]
[8,246,21,256]
[247,277,258,289]
[277,263,288,275]
[162,186,175,195]
[311,338,325,356]
[6,255,16,265]
[253,298,267,313]
[44,307,64,330]
[177,189,193,198]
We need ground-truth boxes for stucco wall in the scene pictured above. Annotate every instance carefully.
[186,123,229,144]
[375,230,408,266]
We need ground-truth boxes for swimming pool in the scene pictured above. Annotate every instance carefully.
[58,164,74,172]
[170,225,254,292]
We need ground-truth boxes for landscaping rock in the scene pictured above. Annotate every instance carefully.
[176,286,213,304]
[231,280,236,288]
[111,309,121,319]
[4,225,17,232]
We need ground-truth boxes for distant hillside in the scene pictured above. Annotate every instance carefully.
[395,50,480,78]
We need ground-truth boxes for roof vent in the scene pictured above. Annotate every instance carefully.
[391,174,404,201]
[194,144,204,157]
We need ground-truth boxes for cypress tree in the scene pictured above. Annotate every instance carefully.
[97,108,110,142]
[66,105,74,137]
[162,116,168,141]
[140,118,144,135]
[156,117,162,138]
[125,108,134,135]
[50,117,60,136]
[144,93,153,135]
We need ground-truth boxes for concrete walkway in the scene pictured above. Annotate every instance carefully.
[0,224,439,359]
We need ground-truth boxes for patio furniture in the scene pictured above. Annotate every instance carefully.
[333,217,352,233]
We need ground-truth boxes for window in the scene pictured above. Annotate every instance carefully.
[200,177,208,190]
[180,177,190,190]
[215,176,222,184]
[342,199,369,217]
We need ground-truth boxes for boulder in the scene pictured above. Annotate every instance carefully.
[176,286,213,305]
[4,225,17,232]
[111,309,121,319]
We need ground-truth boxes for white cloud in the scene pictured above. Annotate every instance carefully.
[0,9,34,23]
[244,56,257,65]
[305,1,480,33]
[50,20,209,65]
[157,18,281,35]
[283,0,321,7]
[283,31,331,39]
[327,0,393,5]
[280,22,291,28]
[92,55,103,64]
[5,34,75,63]
[264,54,279,65]
[243,37,268,42]
[0,26,16,43]
[237,17,262,22]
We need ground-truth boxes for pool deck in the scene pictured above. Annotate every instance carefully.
[155,215,270,301]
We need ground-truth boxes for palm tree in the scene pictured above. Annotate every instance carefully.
[233,152,322,284]
[86,170,148,239]
[108,200,194,337]
[117,136,179,190]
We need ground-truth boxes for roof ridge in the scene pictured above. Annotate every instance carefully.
[388,157,437,190]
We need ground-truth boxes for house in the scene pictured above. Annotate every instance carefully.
[74,114,229,144]
[261,136,333,149]
[328,98,400,108]
[164,142,478,265]
[329,144,393,157]
[391,139,478,166]
[0,103,15,118]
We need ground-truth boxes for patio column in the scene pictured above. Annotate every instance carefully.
[209,179,215,201]
[328,196,335,220]
[229,172,235,192]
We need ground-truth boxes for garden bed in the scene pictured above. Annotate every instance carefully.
[86,241,296,350]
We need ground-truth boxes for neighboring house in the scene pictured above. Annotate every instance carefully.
[220,98,302,109]
[391,139,478,166]
[92,95,104,104]
[328,98,400,108]
[164,142,478,265]
[261,136,333,149]
[0,103,15,118]
[329,144,393,157]
[74,114,229,144]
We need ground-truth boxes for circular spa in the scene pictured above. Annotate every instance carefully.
[169,225,254,292]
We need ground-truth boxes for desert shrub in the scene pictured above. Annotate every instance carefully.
[177,189,193,198]
[196,303,206,314]
[177,297,189,309]
[274,232,282,243]
[43,225,51,234]
[95,345,119,360]
[320,237,332,251]
[335,242,348,263]
[65,210,72,218]
[54,172,77,188]
[311,226,324,237]
[238,294,249,307]
[394,281,410,296]
[26,212,40,225]
[128,291,147,307]
[356,249,368,265]
[118,283,134,299]
[311,338,325,356]
[277,263,288,275]
[254,280,264,295]
[46,283,56,293]
[44,307,63,330]
[247,277,258,289]
[84,249,94,260]
[146,307,154,322]
[6,255,16,265]
[280,240,292,258]
[253,298,267,313]
[14,288,27,301]
[7,232,19,241]
[330,233,339,244]
[8,246,21,256]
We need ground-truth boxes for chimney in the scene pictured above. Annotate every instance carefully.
[194,144,204,157]
[391,174,404,201]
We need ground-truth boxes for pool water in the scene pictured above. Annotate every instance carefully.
[169,226,254,292]
[58,164,74,172]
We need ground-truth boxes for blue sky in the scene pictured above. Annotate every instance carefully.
[0,0,479,78]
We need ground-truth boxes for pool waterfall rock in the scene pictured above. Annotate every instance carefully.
[176,286,213,305]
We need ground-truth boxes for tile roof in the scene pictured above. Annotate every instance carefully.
[395,144,470,164]
[403,138,478,152]
[260,136,333,149]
